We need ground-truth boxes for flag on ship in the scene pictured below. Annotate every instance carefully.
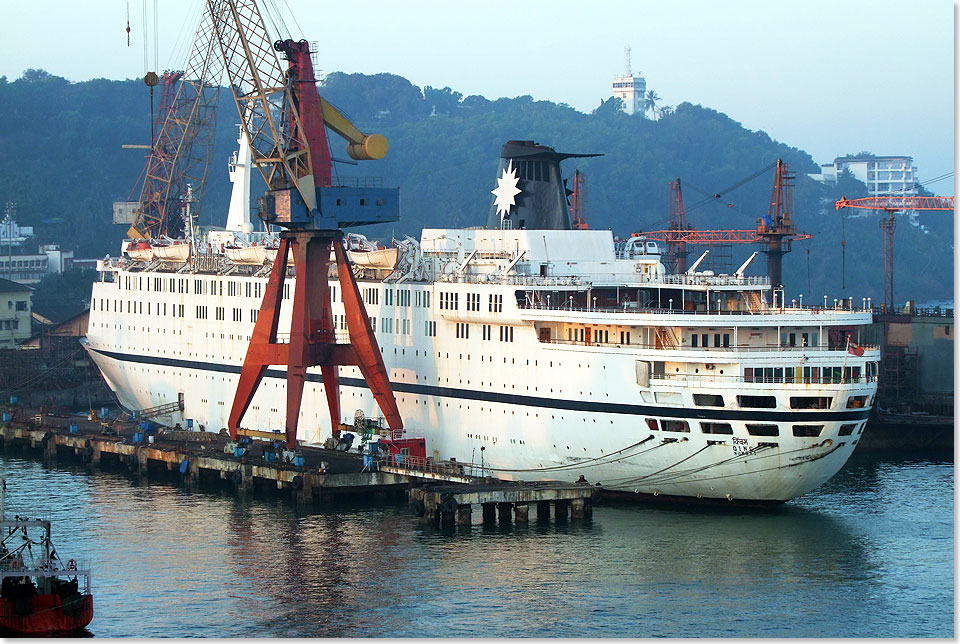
[847,340,865,356]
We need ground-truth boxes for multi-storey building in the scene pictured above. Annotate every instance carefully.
[813,155,918,197]
[0,277,32,346]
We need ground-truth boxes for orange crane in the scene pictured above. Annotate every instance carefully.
[128,7,224,240]
[640,160,811,286]
[569,169,588,230]
[835,195,955,312]
[206,0,401,448]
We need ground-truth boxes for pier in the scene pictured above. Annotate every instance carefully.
[0,407,599,524]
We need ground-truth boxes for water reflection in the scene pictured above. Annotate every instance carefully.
[0,451,951,638]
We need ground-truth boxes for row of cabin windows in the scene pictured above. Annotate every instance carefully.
[743,365,873,385]
[688,331,822,348]
[566,328,613,343]
[439,292,458,310]
[118,278,438,313]
[645,418,862,438]
[440,292,498,312]
[690,333,730,348]
[379,318,411,335]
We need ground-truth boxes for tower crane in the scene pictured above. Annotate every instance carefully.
[205,0,401,448]
[640,160,811,286]
[835,195,955,312]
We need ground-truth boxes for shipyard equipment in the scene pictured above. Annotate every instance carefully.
[127,9,223,240]
[205,0,402,448]
[835,195,955,311]
[640,159,811,286]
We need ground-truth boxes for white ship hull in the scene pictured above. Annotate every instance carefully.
[84,230,878,504]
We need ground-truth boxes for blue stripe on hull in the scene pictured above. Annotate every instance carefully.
[88,347,872,423]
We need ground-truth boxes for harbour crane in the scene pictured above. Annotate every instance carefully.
[205,0,402,448]
[127,9,223,240]
[835,195,955,312]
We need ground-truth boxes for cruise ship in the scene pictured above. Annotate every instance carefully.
[84,138,879,504]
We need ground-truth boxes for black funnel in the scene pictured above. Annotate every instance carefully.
[485,140,601,230]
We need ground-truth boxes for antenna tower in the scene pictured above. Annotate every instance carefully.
[624,46,632,76]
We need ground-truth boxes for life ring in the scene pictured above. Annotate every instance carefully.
[440,491,454,503]
[441,498,458,515]
[67,559,77,570]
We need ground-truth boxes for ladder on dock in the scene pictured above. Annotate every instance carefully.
[132,400,183,420]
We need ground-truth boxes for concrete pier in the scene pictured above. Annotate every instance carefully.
[1,407,604,527]
[414,481,597,527]
[0,417,410,506]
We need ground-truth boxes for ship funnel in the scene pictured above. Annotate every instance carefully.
[486,140,601,231]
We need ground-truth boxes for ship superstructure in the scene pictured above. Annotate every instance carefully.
[84,140,879,504]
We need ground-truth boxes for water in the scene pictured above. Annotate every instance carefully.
[0,450,952,638]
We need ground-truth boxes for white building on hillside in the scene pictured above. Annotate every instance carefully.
[812,155,918,197]
[612,46,646,116]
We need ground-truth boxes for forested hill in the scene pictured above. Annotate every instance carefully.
[0,69,952,304]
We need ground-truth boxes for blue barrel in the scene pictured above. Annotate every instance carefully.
[234,446,245,458]
[8,396,17,405]
[185,419,193,429]
[2,412,11,422]
[100,407,109,418]
[264,451,276,463]
[69,423,79,435]
[179,459,189,474]
[293,453,304,467]
[133,431,143,444]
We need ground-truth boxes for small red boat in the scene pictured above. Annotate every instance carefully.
[0,480,93,635]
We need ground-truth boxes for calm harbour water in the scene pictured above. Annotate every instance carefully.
[0,449,952,638]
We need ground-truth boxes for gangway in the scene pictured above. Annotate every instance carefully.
[131,400,183,420]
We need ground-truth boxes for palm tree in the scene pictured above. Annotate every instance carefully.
[642,90,661,119]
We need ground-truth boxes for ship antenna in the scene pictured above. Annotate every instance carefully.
[625,45,632,76]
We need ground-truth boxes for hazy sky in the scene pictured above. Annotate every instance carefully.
[1,0,955,193]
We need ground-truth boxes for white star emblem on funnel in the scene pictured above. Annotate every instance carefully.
[491,160,522,222]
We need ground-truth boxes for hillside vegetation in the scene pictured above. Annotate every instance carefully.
[0,69,952,304]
